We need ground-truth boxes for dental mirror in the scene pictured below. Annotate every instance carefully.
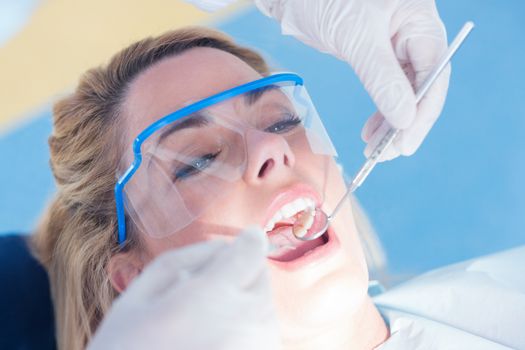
[293,21,475,242]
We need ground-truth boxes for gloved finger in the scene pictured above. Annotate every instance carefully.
[365,73,449,159]
[392,13,450,155]
[351,24,417,130]
[366,141,400,162]
[361,112,384,142]
[394,68,449,156]
[202,226,270,289]
[364,120,401,162]
[396,55,450,155]
[395,5,448,87]
[364,120,389,158]
[379,144,401,162]
[124,239,228,301]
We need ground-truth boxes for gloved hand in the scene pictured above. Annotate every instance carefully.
[187,0,450,162]
[255,0,450,161]
[87,227,281,350]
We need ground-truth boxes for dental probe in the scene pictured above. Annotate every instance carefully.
[294,21,475,241]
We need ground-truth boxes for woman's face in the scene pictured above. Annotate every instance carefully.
[121,47,369,337]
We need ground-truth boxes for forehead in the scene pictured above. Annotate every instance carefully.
[122,47,263,144]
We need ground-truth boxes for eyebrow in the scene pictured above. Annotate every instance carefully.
[244,84,281,106]
[157,112,210,145]
[156,84,281,144]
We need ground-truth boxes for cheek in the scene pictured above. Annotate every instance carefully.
[139,220,220,260]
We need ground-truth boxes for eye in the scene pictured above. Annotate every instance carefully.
[174,151,220,181]
[264,113,302,134]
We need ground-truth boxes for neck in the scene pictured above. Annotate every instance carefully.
[281,297,389,350]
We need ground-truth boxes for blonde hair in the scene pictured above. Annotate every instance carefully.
[32,27,269,350]
[31,25,387,350]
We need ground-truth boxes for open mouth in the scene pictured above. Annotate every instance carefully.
[267,226,329,262]
[264,197,330,262]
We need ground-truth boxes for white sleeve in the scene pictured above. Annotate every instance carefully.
[183,0,240,12]
[374,246,525,349]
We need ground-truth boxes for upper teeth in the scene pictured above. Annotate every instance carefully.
[264,197,316,233]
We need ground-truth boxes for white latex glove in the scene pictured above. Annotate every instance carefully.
[255,0,450,161]
[184,0,238,12]
[87,227,281,350]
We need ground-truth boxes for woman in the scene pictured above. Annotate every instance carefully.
[33,26,389,350]
[33,26,525,350]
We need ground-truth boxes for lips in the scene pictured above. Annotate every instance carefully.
[267,210,329,262]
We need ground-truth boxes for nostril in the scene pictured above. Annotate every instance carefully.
[258,159,275,178]
[284,155,290,166]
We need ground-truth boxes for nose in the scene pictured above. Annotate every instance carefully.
[243,129,295,184]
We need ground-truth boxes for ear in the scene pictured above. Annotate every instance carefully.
[108,252,144,293]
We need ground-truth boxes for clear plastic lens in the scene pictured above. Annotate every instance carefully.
[123,81,336,238]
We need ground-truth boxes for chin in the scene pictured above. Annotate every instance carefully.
[267,223,369,335]
[255,177,370,337]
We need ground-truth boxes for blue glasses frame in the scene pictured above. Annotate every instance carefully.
[114,73,304,246]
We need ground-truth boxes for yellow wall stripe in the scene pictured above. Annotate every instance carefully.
[0,0,240,130]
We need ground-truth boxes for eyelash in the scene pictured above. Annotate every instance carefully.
[174,113,302,181]
[264,113,302,134]
[174,151,221,181]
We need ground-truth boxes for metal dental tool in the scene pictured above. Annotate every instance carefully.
[293,21,475,241]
